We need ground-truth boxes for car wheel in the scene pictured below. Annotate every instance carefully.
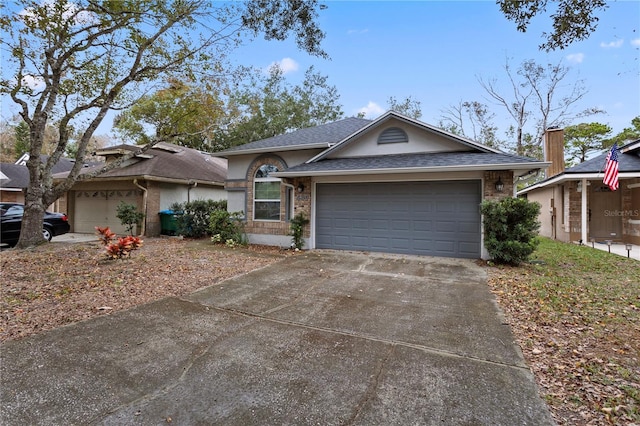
[42,227,53,241]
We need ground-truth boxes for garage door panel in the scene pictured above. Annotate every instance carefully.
[75,190,139,235]
[316,181,481,258]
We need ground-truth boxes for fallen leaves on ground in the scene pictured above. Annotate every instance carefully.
[484,238,639,426]
[1,238,286,342]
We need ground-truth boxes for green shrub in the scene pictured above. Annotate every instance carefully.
[209,209,246,245]
[116,202,144,236]
[480,197,541,265]
[170,199,227,238]
[290,212,310,249]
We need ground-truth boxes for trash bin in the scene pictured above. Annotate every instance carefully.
[158,210,178,235]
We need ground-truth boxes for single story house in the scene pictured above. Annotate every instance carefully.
[55,142,227,236]
[215,111,548,259]
[519,129,640,245]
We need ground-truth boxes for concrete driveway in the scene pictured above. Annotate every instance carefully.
[0,251,554,425]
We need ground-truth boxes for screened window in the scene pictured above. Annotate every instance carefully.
[254,164,281,221]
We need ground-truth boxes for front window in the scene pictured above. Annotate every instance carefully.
[254,164,281,221]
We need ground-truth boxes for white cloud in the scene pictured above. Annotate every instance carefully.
[566,53,584,64]
[266,57,299,75]
[347,29,369,35]
[631,38,640,47]
[600,39,624,49]
[357,101,384,118]
[21,74,45,90]
[20,0,94,25]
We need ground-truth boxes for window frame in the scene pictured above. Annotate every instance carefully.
[253,164,282,222]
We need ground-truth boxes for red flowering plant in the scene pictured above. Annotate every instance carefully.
[95,226,143,259]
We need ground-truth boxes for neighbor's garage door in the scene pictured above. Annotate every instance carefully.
[316,181,481,258]
[74,189,139,234]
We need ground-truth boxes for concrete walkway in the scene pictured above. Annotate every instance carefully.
[589,241,640,260]
[0,251,554,425]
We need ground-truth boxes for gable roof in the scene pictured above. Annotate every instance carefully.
[215,117,372,157]
[518,139,640,194]
[55,143,227,184]
[308,111,502,163]
[274,151,546,177]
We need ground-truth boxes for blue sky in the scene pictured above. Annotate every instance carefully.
[2,1,638,144]
[231,0,640,139]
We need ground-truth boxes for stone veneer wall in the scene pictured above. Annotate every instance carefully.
[483,171,514,201]
[566,181,583,241]
[242,156,291,240]
[144,181,161,237]
[622,178,640,245]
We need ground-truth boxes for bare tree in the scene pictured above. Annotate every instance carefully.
[440,100,500,149]
[446,58,603,158]
[478,60,533,156]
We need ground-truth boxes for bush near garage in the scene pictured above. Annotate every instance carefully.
[115,202,144,236]
[209,210,247,246]
[169,200,226,238]
[480,197,541,265]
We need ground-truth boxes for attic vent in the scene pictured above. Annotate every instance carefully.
[378,127,408,144]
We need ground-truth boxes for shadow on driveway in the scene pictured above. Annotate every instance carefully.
[0,251,555,425]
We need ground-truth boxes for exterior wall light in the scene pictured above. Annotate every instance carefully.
[297,183,305,193]
[495,177,504,193]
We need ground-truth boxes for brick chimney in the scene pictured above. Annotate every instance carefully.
[544,127,565,178]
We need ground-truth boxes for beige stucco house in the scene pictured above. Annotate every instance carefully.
[215,111,548,259]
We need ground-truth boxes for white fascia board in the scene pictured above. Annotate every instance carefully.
[273,162,546,178]
[517,171,640,195]
[214,143,330,158]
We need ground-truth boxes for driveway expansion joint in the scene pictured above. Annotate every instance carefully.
[185,299,532,372]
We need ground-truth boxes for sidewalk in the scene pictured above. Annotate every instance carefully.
[52,233,99,243]
[588,241,639,260]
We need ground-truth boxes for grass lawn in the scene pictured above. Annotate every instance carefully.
[486,237,639,425]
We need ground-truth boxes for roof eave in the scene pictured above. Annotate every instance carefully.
[273,162,547,178]
[518,171,640,195]
[214,143,331,158]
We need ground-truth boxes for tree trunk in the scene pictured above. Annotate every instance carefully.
[16,190,47,248]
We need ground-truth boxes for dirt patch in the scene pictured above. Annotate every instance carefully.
[1,238,288,342]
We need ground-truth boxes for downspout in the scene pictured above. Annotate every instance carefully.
[133,179,147,236]
[188,180,197,203]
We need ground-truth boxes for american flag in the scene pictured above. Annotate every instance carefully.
[603,143,619,191]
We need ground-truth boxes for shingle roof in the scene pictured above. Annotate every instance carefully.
[1,156,78,189]
[216,117,372,155]
[59,143,227,183]
[275,151,543,176]
[0,163,30,188]
[564,148,640,174]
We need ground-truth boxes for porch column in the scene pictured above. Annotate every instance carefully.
[581,178,588,243]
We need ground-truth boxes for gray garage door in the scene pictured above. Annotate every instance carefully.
[316,181,481,258]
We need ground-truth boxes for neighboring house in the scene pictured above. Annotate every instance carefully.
[1,155,77,211]
[0,163,29,203]
[519,129,640,245]
[215,110,548,259]
[54,142,227,236]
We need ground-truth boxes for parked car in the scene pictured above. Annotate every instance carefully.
[0,203,71,247]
